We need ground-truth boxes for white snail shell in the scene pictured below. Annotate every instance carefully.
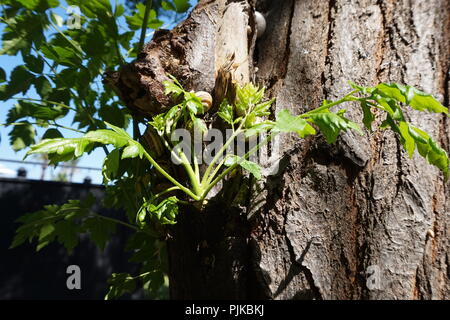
[255,11,266,38]
[195,91,213,112]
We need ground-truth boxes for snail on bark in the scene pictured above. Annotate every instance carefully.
[195,91,213,112]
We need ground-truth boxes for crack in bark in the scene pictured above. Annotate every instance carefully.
[321,0,337,97]
[278,0,296,80]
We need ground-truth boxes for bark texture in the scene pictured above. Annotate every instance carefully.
[109,0,450,299]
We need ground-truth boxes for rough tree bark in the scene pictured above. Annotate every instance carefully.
[108,0,450,299]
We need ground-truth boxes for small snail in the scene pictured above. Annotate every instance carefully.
[195,91,213,112]
[255,11,266,38]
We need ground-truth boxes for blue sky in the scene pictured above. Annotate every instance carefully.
[0,0,196,184]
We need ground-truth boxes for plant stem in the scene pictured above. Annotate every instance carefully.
[138,0,153,52]
[205,156,227,186]
[154,186,181,199]
[1,122,86,134]
[13,98,77,112]
[132,0,153,143]
[49,20,85,58]
[91,213,140,232]
[201,132,275,200]
[193,146,201,182]
[201,126,243,187]
[178,151,202,196]
[142,149,200,201]
[300,90,359,117]
[51,121,87,134]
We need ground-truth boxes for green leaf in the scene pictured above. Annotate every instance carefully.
[408,125,449,178]
[105,273,136,300]
[7,100,63,122]
[125,5,162,30]
[361,101,375,130]
[42,128,63,139]
[235,83,265,116]
[138,197,179,226]
[105,121,131,138]
[84,129,129,148]
[398,121,415,158]
[245,121,275,138]
[149,114,165,133]
[185,99,203,115]
[253,98,275,117]
[0,67,6,83]
[375,83,448,114]
[218,100,234,125]
[26,137,91,163]
[408,90,448,114]
[6,102,31,123]
[37,223,56,251]
[383,118,449,178]
[375,83,407,103]
[54,220,80,253]
[224,155,263,180]
[14,0,59,11]
[348,81,373,95]
[0,34,29,56]
[173,0,191,13]
[0,12,46,55]
[10,121,36,151]
[307,109,362,143]
[41,45,82,67]
[122,143,144,159]
[163,79,183,98]
[114,4,125,17]
[10,196,94,252]
[98,105,127,128]
[31,104,63,120]
[161,1,176,11]
[83,216,116,250]
[102,148,121,182]
[34,76,52,99]
[23,55,44,73]
[26,124,138,163]
[274,109,316,138]
[0,65,35,100]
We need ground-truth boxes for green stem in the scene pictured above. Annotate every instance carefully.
[178,151,202,196]
[1,122,86,134]
[201,132,275,200]
[193,146,200,182]
[91,213,140,232]
[132,0,153,146]
[300,90,359,117]
[142,149,200,201]
[154,186,181,199]
[201,126,243,187]
[138,0,153,51]
[51,121,87,134]
[13,98,77,112]
[49,20,85,58]
[205,156,227,186]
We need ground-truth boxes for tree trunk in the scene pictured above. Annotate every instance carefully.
[110,0,450,299]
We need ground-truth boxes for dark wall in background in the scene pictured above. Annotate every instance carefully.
[0,178,138,300]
